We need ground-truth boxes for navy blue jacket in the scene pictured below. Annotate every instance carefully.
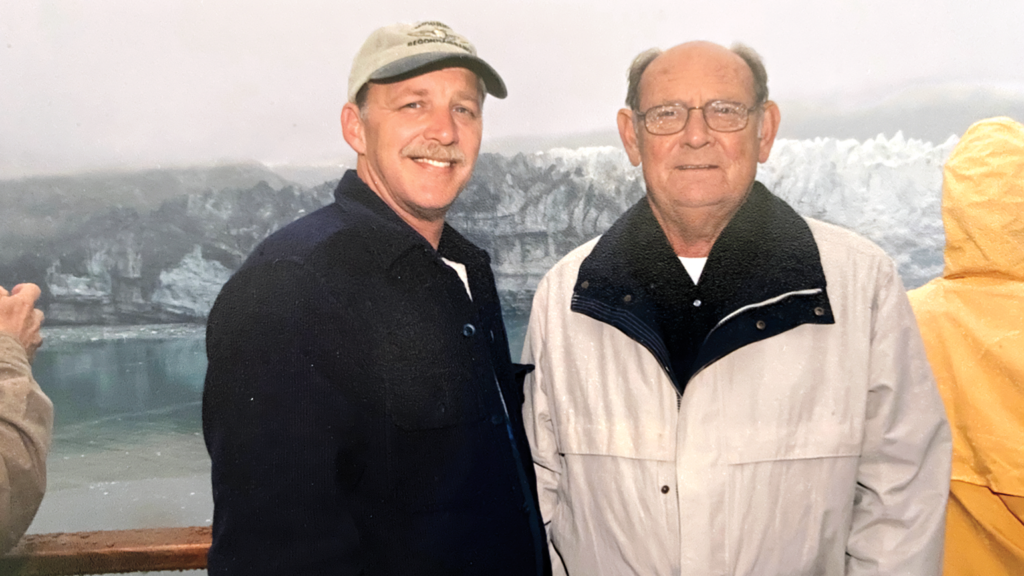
[203,171,549,575]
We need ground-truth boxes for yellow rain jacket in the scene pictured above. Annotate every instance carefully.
[908,116,1024,575]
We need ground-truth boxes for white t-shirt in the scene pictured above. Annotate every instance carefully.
[441,257,472,300]
[678,256,707,285]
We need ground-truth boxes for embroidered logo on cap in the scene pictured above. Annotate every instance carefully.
[407,21,471,52]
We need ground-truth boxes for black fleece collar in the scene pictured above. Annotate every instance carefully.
[572,181,835,392]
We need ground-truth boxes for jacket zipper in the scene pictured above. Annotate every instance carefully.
[675,288,824,408]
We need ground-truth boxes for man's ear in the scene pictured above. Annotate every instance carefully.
[617,108,643,167]
[757,101,781,163]
[341,102,367,155]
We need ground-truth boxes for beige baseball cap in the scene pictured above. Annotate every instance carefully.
[347,21,507,103]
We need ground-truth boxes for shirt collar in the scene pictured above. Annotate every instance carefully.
[333,170,487,270]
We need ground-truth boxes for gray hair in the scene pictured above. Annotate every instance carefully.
[624,43,769,112]
[730,42,769,106]
[624,48,662,112]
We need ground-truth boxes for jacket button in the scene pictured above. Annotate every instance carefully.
[623,294,632,303]
[693,299,702,307]
[581,280,590,289]
[462,323,476,337]
[489,330,495,342]
[814,306,825,316]
[491,414,503,425]
[756,320,766,330]
[661,485,670,494]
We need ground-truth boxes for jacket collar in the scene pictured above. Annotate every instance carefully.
[572,181,835,387]
[333,170,488,272]
[576,181,828,300]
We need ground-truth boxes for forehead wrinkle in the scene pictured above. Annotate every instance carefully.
[387,73,482,106]
[641,46,757,107]
[392,86,430,99]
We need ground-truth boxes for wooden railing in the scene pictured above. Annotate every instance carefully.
[0,527,210,575]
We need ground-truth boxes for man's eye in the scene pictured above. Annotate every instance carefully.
[454,105,477,117]
[402,102,421,110]
[710,102,743,116]
[652,107,680,120]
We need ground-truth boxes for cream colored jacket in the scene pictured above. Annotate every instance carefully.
[523,217,951,576]
[0,332,52,553]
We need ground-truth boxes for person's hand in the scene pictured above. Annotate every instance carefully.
[0,284,44,362]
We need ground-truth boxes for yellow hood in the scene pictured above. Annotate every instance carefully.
[941,116,1024,280]
[908,116,1024,498]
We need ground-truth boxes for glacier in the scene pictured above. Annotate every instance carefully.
[1,134,958,323]
[451,133,956,313]
[758,134,956,289]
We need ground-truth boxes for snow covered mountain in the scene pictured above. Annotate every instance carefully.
[0,135,956,324]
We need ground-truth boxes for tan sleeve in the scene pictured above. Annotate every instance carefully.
[0,332,53,553]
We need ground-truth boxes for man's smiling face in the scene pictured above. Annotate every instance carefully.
[347,66,483,229]
[622,42,777,219]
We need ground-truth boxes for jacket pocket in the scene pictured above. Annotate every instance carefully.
[722,428,860,575]
[383,372,497,512]
[386,419,500,511]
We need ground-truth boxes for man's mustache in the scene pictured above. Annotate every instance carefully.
[402,143,466,164]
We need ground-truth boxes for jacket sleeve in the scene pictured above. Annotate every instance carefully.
[0,332,53,554]
[203,260,365,576]
[521,281,569,576]
[845,259,952,575]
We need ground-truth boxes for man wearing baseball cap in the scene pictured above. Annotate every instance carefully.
[203,21,550,575]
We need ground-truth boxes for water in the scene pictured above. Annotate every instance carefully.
[25,315,530,571]
[25,325,208,575]
[506,312,529,363]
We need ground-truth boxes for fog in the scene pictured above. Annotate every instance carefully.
[2,0,1022,178]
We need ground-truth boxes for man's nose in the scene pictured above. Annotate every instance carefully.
[423,107,458,145]
[680,107,713,148]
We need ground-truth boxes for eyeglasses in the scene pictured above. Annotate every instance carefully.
[635,100,762,135]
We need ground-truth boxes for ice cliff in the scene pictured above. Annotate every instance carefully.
[0,134,957,323]
[452,133,956,313]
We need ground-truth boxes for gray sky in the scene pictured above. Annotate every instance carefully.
[2,0,1022,178]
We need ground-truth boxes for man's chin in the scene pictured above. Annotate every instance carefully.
[405,188,464,221]
[418,178,472,207]
[408,203,454,224]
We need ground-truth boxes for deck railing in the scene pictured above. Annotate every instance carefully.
[0,527,210,575]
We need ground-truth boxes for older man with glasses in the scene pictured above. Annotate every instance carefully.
[522,41,951,575]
